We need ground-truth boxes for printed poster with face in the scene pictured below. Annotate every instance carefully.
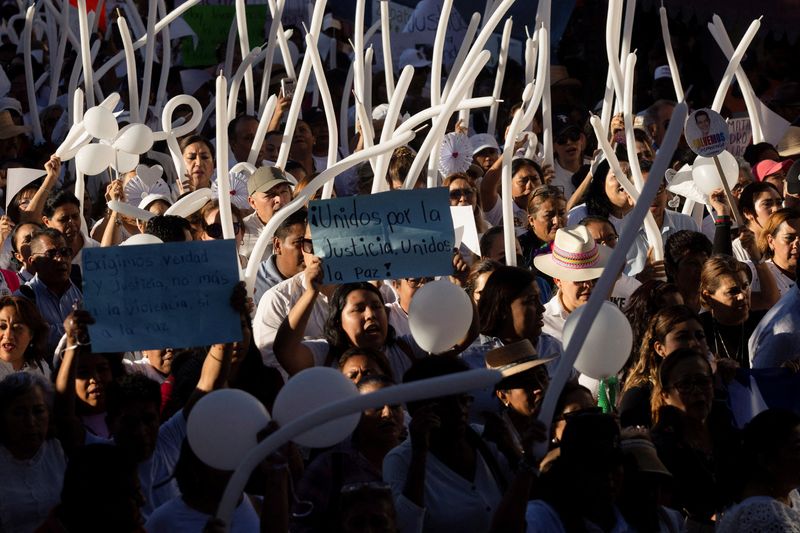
[685,108,729,157]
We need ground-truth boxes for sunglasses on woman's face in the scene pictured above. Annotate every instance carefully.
[555,130,581,145]
[449,188,475,201]
[204,222,241,239]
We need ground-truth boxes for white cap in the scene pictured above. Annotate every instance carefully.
[654,65,672,80]
[397,48,431,74]
[469,133,500,155]
[138,194,173,211]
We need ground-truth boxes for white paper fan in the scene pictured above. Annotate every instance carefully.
[124,165,170,206]
[439,132,474,177]
[211,171,251,211]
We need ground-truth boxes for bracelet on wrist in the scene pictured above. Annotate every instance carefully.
[714,215,731,226]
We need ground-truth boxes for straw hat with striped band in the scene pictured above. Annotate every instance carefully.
[533,225,611,282]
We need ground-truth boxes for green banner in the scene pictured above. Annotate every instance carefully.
[180,5,268,67]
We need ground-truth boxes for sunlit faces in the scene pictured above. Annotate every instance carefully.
[12,222,40,266]
[767,218,800,272]
[554,277,597,313]
[248,183,292,224]
[0,305,32,368]
[273,223,306,279]
[528,198,567,242]
[604,164,634,213]
[74,353,114,413]
[583,220,618,248]
[512,165,543,209]
[143,348,174,376]
[473,147,499,173]
[340,290,389,350]
[448,178,477,207]
[43,202,82,246]
[341,354,384,383]
[182,141,214,191]
[745,189,782,228]
[653,319,708,358]
[703,273,751,326]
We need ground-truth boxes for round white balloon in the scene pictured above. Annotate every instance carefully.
[563,301,633,380]
[692,151,738,196]
[114,123,155,155]
[408,279,473,354]
[187,389,271,471]
[272,367,360,448]
[83,106,119,140]
[111,150,140,173]
[75,143,115,175]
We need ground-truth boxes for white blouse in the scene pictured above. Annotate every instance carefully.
[0,440,66,532]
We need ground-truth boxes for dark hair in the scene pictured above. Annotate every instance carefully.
[43,190,80,218]
[623,281,682,360]
[339,346,393,378]
[227,114,258,142]
[586,157,629,219]
[145,215,191,242]
[0,296,50,368]
[355,373,395,391]
[652,348,711,424]
[479,226,504,257]
[30,227,66,250]
[742,142,779,168]
[741,409,800,481]
[6,183,41,223]
[579,215,616,232]
[664,230,712,272]
[694,110,709,122]
[179,134,215,157]
[624,305,702,392]
[526,184,566,216]
[738,181,782,220]
[465,259,502,300]
[554,382,594,419]
[105,374,161,418]
[324,283,391,357]
[57,444,143,533]
[403,356,469,415]
[10,221,42,253]
[478,266,537,337]
[285,159,308,178]
[511,158,543,178]
[275,207,308,240]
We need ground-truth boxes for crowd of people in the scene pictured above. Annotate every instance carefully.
[1,0,800,532]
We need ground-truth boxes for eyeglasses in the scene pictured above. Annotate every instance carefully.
[405,277,433,287]
[31,247,72,260]
[555,130,581,145]
[670,374,713,394]
[204,222,241,239]
[301,238,314,254]
[449,188,476,201]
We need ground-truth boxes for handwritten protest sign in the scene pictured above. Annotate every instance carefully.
[82,240,242,352]
[309,188,455,283]
[726,115,753,158]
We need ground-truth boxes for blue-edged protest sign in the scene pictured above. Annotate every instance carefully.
[82,240,242,352]
[309,188,455,283]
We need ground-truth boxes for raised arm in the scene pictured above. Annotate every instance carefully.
[55,309,94,454]
[22,155,60,223]
[273,257,322,375]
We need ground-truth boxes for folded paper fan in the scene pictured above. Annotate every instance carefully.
[439,132,474,177]
[124,165,170,206]
[211,170,251,211]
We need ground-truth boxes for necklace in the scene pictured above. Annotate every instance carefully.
[713,320,744,364]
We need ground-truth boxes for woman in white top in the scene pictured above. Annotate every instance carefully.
[0,296,51,380]
[717,409,800,533]
[756,208,800,297]
[0,372,66,532]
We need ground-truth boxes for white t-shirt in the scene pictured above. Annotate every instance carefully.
[483,196,527,236]
[551,161,578,200]
[146,495,259,533]
[609,274,641,311]
[748,260,796,298]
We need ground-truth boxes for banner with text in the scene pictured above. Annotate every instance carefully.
[82,240,242,352]
[309,188,455,283]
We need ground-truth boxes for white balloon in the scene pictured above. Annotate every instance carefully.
[164,188,215,218]
[272,367,360,448]
[187,389,271,471]
[114,123,154,155]
[83,106,119,139]
[111,150,139,173]
[691,151,738,196]
[563,301,632,380]
[120,233,162,246]
[408,279,473,354]
[75,143,115,175]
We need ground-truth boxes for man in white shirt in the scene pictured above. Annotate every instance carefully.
[253,224,337,377]
[241,166,293,261]
[533,225,611,343]
[551,113,588,200]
